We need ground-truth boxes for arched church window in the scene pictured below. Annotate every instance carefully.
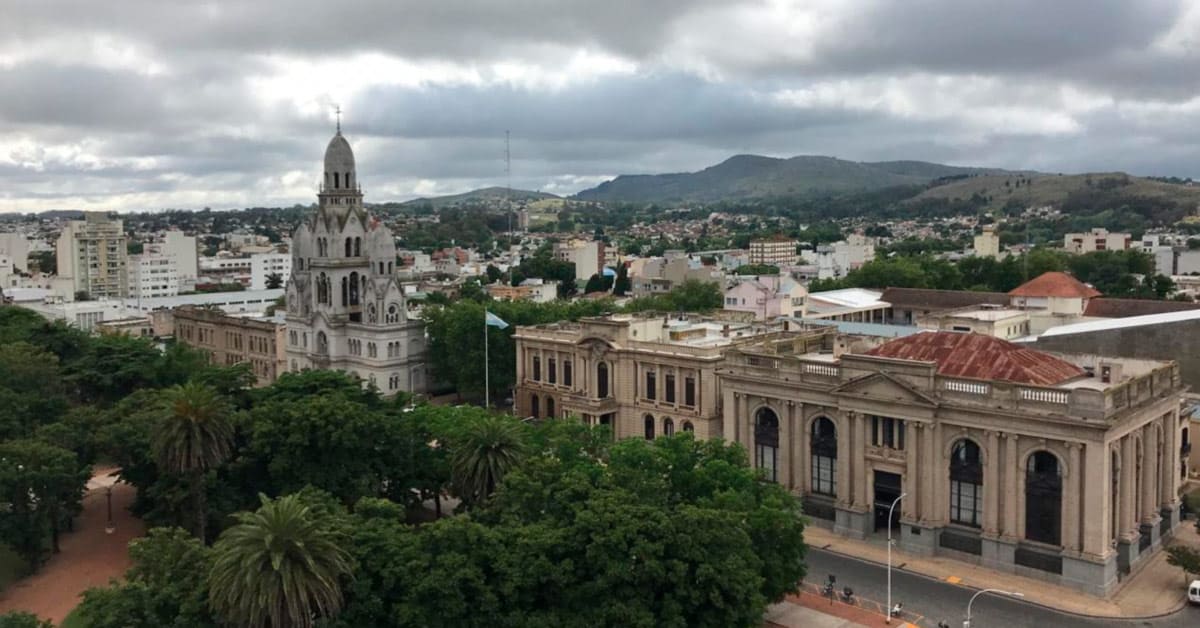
[346,172,352,188]
[334,172,340,188]
[345,238,352,257]
[354,237,361,256]
[368,303,377,323]
[386,303,400,324]
[349,272,360,306]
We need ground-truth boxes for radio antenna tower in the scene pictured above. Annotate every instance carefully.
[505,130,512,235]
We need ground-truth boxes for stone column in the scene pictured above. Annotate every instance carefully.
[853,412,868,509]
[836,412,852,508]
[984,430,1000,535]
[1141,424,1158,524]
[1080,442,1108,557]
[1002,433,1019,539]
[723,391,737,442]
[904,422,919,520]
[1119,435,1135,537]
[783,401,796,490]
[745,395,756,464]
[1161,413,1177,506]
[796,405,809,495]
[1064,442,1082,552]
[922,422,936,523]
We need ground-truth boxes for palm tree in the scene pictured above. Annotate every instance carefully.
[208,493,352,628]
[152,382,233,542]
[451,415,527,507]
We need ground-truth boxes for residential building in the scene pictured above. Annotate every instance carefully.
[723,275,808,320]
[1064,228,1131,254]
[175,306,286,386]
[917,305,1031,339]
[95,316,156,338]
[1008,271,1100,316]
[514,317,1189,596]
[284,128,429,395]
[880,288,1010,326]
[122,288,284,316]
[973,225,1001,258]
[250,253,292,290]
[487,278,559,303]
[554,238,603,282]
[55,212,128,299]
[127,254,183,299]
[805,288,890,322]
[0,233,30,272]
[630,251,724,297]
[749,235,798,266]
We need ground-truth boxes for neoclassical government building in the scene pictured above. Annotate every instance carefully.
[514,313,1187,596]
[283,128,428,393]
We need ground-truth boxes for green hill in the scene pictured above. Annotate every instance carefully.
[912,172,1200,213]
[402,186,559,209]
[571,154,1017,203]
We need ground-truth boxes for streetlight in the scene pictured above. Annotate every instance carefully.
[963,588,1023,628]
[104,486,115,535]
[886,492,906,624]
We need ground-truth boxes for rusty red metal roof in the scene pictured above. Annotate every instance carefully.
[864,331,1085,386]
[1008,271,1101,299]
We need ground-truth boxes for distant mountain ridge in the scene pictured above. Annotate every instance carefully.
[572,154,1025,203]
[402,186,559,208]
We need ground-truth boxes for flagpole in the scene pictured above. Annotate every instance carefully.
[484,309,490,408]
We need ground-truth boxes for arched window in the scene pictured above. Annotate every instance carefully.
[532,356,541,381]
[334,172,340,188]
[949,439,983,527]
[811,417,837,496]
[644,415,655,440]
[664,418,675,437]
[368,303,377,323]
[345,238,352,257]
[548,357,557,384]
[755,408,780,482]
[546,397,555,419]
[530,395,540,418]
[1025,451,1062,546]
[349,271,360,306]
[316,331,328,355]
[354,237,361,256]
[346,172,353,188]
[682,421,694,433]
[386,303,400,324]
[341,276,348,306]
[597,362,609,398]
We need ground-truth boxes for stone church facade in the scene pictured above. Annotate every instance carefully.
[284,129,428,394]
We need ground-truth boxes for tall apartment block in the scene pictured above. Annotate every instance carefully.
[56,212,128,299]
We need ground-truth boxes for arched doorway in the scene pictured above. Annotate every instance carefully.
[644,414,655,440]
[811,417,837,497]
[755,408,780,482]
[949,439,983,527]
[546,397,555,419]
[530,394,540,419]
[1025,451,1063,545]
[663,418,675,437]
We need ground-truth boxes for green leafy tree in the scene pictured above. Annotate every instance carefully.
[1165,544,1200,578]
[485,264,504,284]
[583,273,604,294]
[265,272,284,289]
[734,263,780,276]
[450,415,528,508]
[208,493,352,628]
[0,342,68,441]
[75,527,217,628]
[0,612,52,628]
[0,440,89,564]
[613,264,631,296]
[152,383,234,541]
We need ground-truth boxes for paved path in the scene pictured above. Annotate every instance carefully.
[806,547,1200,627]
[0,468,144,625]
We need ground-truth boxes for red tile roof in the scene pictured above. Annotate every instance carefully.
[1082,298,1200,318]
[1008,272,1101,299]
[864,331,1085,386]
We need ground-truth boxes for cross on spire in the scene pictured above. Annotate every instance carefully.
[335,105,341,133]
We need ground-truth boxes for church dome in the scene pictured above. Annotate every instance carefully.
[324,132,356,181]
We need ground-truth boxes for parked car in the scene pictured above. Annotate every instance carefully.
[1189,580,1200,605]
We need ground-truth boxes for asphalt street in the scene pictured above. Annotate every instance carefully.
[805,548,1200,628]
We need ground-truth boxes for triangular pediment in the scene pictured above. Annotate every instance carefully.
[832,371,938,407]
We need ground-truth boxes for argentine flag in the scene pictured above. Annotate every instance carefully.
[485,311,509,329]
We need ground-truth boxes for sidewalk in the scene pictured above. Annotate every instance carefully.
[804,523,1200,618]
[766,589,897,628]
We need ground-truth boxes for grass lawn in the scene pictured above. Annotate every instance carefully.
[0,543,28,592]
[59,608,88,628]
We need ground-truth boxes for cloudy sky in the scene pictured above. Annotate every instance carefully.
[4,0,1200,212]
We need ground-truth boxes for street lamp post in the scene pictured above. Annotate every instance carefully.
[104,486,114,535]
[886,492,907,624]
[963,588,1023,628]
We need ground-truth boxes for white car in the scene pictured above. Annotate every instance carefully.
[1189,580,1200,605]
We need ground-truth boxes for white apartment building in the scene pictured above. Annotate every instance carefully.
[0,233,30,272]
[251,253,292,290]
[55,212,128,299]
[554,238,602,282]
[973,225,1001,258]
[127,231,198,299]
[1064,228,1131,254]
[749,236,798,266]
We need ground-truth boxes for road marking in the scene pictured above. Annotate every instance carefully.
[945,576,961,584]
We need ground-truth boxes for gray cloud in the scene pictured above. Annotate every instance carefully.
[3,0,1200,211]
